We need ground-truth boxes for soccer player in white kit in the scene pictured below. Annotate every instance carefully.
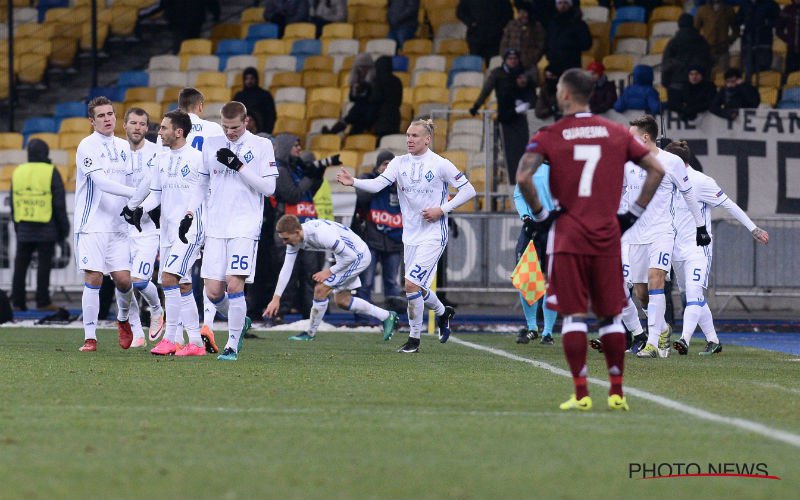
[337,119,477,353]
[664,141,769,355]
[625,116,711,358]
[127,110,209,356]
[122,107,165,347]
[183,101,278,361]
[264,214,400,340]
[74,97,137,352]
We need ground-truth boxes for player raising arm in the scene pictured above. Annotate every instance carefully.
[264,215,400,341]
[516,68,664,412]
[337,119,476,353]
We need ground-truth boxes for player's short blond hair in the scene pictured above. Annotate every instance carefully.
[221,101,247,121]
[276,214,302,234]
[409,118,435,137]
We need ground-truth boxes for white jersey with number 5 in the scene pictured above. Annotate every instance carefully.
[378,150,469,246]
[624,148,693,244]
[199,131,278,239]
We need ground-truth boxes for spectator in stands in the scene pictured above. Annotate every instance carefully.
[272,133,326,319]
[370,55,403,139]
[309,0,347,37]
[352,150,405,323]
[587,60,618,114]
[614,64,661,115]
[263,0,310,38]
[233,67,277,135]
[776,0,800,76]
[737,0,781,74]
[388,0,420,51]
[323,54,378,135]
[470,48,536,181]
[544,0,591,76]
[667,66,718,121]
[514,0,554,27]
[661,14,713,93]
[694,0,739,73]
[457,0,514,65]
[500,6,546,71]
[10,139,69,312]
[709,67,761,120]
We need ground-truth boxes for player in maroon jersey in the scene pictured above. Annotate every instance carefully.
[516,68,665,411]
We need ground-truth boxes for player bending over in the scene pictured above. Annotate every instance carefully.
[264,215,400,340]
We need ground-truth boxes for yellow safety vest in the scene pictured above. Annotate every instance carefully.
[12,162,54,223]
[313,178,334,221]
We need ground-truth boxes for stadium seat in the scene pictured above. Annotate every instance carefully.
[240,7,264,24]
[273,117,307,136]
[752,71,782,88]
[310,134,341,151]
[337,150,361,169]
[252,39,289,57]
[269,71,302,89]
[777,87,800,109]
[392,55,409,72]
[197,86,231,102]
[185,55,221,76]
[364,38,396,58]
[16,53,48,84]
[58,132,84,150]
[614,38,648,57]
[246,23,279,42]
[292,39,322,57]
[321,22,354,39]
[650,21,678,41]
[124,86,158,103]
[436,39,468,56]
[54,101,87,122]
[427,8,458,31]
[325,38,359,57]
[582,6,610,24]
[450,119,482,137]
[307,86,341,105]
[349,5,387,24]
[414,55,446,73]
[450,86,480,105]
[118,70,149,89]
[402,39,433,57]
[194,71,227,88]
[109,4,138,37]
[413,87,449,106]
[48,36,78,69]
[217,39,253,70]
[276,102,306,120]
[343,134,376,152]
[148,55,180,71]
[284,23,316,41]
[88,86,125,102]
[649,6,682,23]
[27,132,59,150]
[451,71,484,88]
[159,86,183,105]
[275,87,307,103]
[264,55,297,72]
[302,71,338,88]
[0,132,23,150]
[211,23,244,42]
[224,55,259,74]
[302,55,334,72]
[200,101,225,120]
[58,117,90,134]
[354,22,389,41]
[602,54,636,73]
[412,71,447,87]
[614,22,648,41]
[180,39,212,56]
[307,101,340,120]
[441,150,468,172]
[649,37,670,55]
[787,71,800,88]
[759,87,779,107]
[435,22,467,41]
[148,71,188,89]
[379,134,406,153]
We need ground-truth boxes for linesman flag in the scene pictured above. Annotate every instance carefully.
[511,241,546,305]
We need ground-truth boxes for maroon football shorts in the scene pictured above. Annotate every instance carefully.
[546,253,626,318]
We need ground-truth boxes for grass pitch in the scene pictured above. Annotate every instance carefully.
[0,327,798,500]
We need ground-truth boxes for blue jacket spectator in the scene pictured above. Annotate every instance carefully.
[614,65,661,115]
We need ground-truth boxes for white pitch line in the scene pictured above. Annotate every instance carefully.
[450,336,800,449]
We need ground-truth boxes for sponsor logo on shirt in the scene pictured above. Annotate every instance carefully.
[370,209,402,228]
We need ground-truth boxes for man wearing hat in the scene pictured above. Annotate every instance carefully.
[352,150,405,320]
[10,138,70,312]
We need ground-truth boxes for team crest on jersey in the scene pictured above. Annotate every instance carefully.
[244,151,254,163]
[83,158,92,167]
[82,256,88,264]
[181,164,190,177]
[425,170,434,182]
[121,151,127,162]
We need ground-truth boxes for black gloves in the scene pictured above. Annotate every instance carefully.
[120,206,143,232]
[617,211,639,234]
[217,147,243,171]
[469,106,478,116]
[696,225,711,246]
[522,215,536,239]
[178,214,193,243]
[148,206,161,229]
[528,207,563,235]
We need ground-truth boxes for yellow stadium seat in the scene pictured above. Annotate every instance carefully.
[307,101,341,120]
[14,23,54,40]
[786,71,800,88]
[349,6,387,24]
[402,38,432,57]
[80,21,110,52]
[307,86,341,105]
[110,5,138,37]
[276,102,307,120]
[303,55,334,72]
[14,37,51,57]
[344,134,377,152]
[302,71,338,88]
[58,132,85,150]
[614,22,648,40]
[28,133,59,150]
[0,132,23,150]
[125,86,158,103]
[321,22,354,39]
[441,150,468,171]
[197,86,231,102]
[273,117,308,136]
[354,22,389,40]
[160,86,183,105]
[179,39,212,56]
[338,150,361,168]
[649,6,682,23]
[48,36,78,69]
[310,134,341,151]
[16,53,47,84]
[427,9,458,31]
[195,71,227,88]
[602,54,635,73]
[211,23,245,42]
[649,37,670,55]
[125,102,162,121]
[270,71,303,89]
[758,87,778,107]
[252,39,289,56]
[59,117,91,134]
[436,39,468,57]
[284,23,316,40]
[751,70,781,88]
[413,71,447,88]
[450,87,480,104]
[413,86,449,105]
[241,7,264,24]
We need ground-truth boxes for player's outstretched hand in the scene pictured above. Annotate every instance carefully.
[336,167,354,186]
[216,147,243,171]
[617,211,639,234]
[696,225,711,246]
[178,213,193,243]
[148,205,161,229]
[264,296,281,318]
[752,227,769,244]
[120,206,143,232]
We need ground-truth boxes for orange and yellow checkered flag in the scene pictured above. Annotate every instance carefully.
[511,241,546,305]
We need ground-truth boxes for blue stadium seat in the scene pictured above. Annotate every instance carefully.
[22,116,58,144]
[216,39,254,70]
[777,88,800,109]
[87,86,125,102]
[118,71,149,89]
[291,39,322,57]
[37,0,68,23]
[294,55,308,72]
[448,55,483,86]
[54,101,86,121]
[392,55,409,72]
[246,23,279,42]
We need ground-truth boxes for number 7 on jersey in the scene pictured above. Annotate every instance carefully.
[574,145,601,197]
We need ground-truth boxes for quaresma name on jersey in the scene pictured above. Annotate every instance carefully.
[526,112,650,256]
[156,113,224,152]
[75,131,132,234]
[127,139,160,234]
[150,143,204,246]
[198,131,278,240]
[377,149,470,247]
[623,148,693,244]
